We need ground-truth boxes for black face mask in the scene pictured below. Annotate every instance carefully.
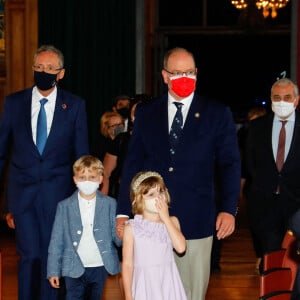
[34,71,57,91]
[117,107,130,119]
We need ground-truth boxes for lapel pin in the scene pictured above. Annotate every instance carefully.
[195,112,200,118]
[62,104,67,109]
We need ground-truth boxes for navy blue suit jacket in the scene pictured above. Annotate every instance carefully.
[117,93,241,239]
[0,87,89,216]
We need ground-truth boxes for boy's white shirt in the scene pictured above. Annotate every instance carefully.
[77,192,104,267]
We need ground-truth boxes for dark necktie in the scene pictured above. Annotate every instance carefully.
[36,98,48,154]
[276,120,287,172]
[170,102,183,155]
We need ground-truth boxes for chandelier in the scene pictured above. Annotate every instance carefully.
[231,0,290,18]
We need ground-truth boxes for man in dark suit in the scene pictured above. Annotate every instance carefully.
[245,78,300,262]
[1,45,89,300]
[116,47,241,300]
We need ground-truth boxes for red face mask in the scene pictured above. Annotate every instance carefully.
[170,77,196,98]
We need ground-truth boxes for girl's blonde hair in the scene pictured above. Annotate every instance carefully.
[130,171,171,215]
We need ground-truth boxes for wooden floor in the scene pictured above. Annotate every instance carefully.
[0,198,260,299]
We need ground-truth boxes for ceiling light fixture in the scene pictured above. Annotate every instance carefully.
[231,0,290,18]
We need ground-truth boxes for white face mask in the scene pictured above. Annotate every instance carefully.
[272,101,295,119]
[76,181,99,196]
[144,197,158,214]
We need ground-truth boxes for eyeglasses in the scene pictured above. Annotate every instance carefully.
[271,95,295,102]
[108,122,123,129]
[164,68,197,79]
[33,65,63,74]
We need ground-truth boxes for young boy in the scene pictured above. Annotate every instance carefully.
[47,155,122,300]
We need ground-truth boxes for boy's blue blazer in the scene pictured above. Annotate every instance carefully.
[47,190,122,278]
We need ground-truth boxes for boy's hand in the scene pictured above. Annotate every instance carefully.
[49,277,60,288]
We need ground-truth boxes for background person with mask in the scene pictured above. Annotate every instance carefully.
[2,44,89,300]
[101,101,140,198]
[116,47,241,300]
[112,95,131,132]
[245,77,300,264]
[91,111,124,162]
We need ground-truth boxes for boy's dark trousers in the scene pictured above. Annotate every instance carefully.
[64,266,108,300]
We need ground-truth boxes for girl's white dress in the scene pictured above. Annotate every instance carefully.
[127,214,187,300]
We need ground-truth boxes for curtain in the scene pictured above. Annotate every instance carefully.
[38,0,136,149]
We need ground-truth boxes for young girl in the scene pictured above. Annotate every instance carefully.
[122,171,187,300]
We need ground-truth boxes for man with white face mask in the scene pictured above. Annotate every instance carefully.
[245,77,300,270]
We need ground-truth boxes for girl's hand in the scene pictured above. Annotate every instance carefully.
[116,217,128,239]
[156,196,169,221]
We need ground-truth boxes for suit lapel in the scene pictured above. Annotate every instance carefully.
[70,192,81,219]
[94,194,104,227]
[21,88,41,155]
[283,112,300,169]
[266,114,275,165]
[178,94,203,148]
[160,96,169,140]
[43,89,68,153]
[149,95,170,159]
